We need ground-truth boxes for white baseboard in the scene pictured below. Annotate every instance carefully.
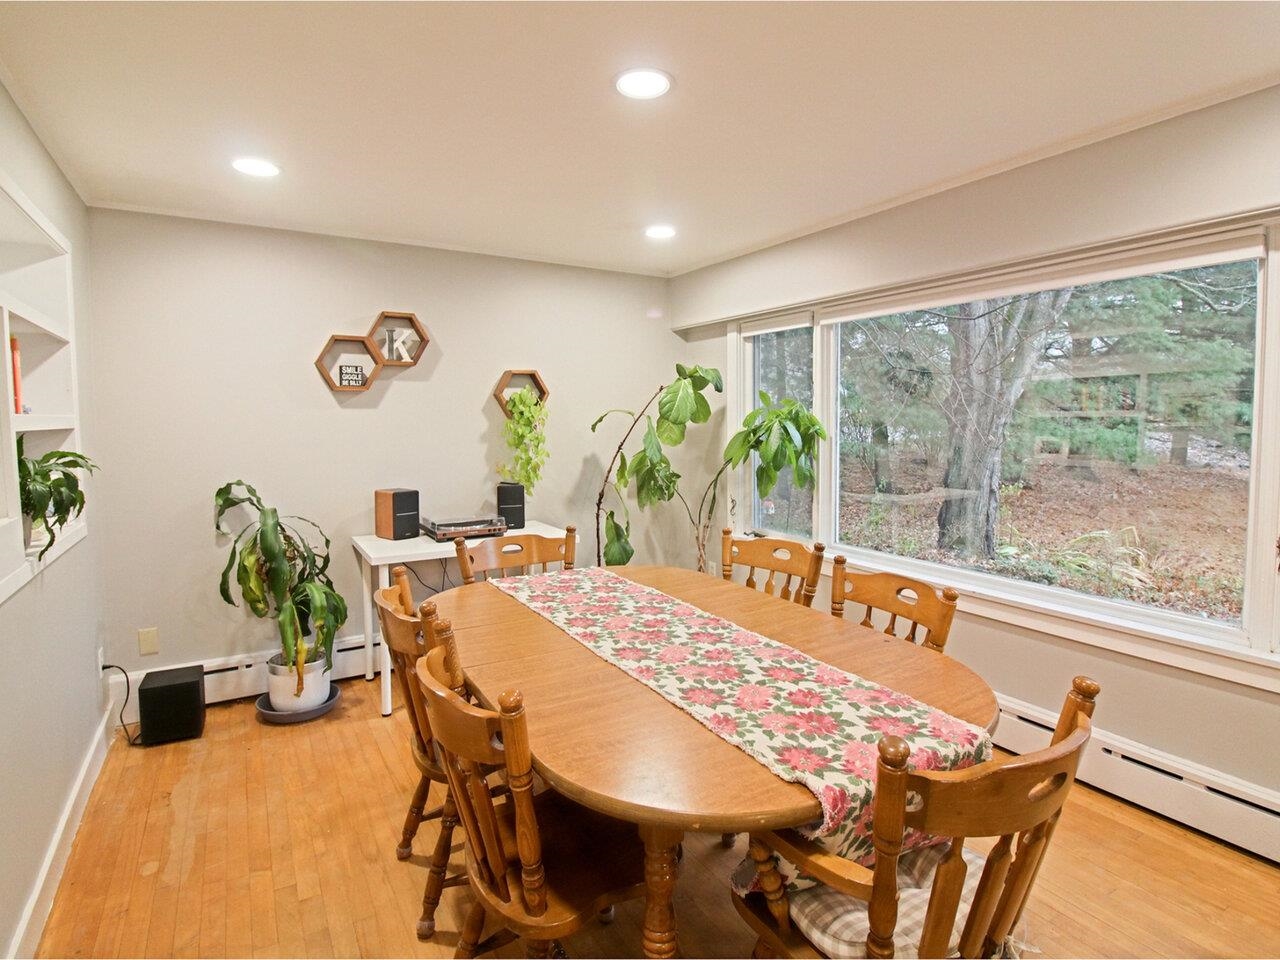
[995,693,1279,862]
[6,702,113,959]
[106,635,379,726]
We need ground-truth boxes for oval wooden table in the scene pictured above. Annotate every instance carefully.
[431,565,999,959]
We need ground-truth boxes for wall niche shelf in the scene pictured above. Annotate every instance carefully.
[314,333,384,393]
[367,310,429,367]
[493,368,550,418]
[0,164,86,605]
[14,413,75,433]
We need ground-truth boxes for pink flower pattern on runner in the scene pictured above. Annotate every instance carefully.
[490,567,991,876]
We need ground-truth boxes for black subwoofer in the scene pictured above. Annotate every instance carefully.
[497,481,525,530]
[138,665,206,746]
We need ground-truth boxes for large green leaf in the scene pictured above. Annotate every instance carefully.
[690,391,712,424]
[658,378,697,425]
[603,510,635,565]
[654,417,686,446]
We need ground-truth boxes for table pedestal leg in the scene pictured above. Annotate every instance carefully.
[639,824,682,959]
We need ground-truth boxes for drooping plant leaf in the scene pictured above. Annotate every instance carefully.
[603,510,635,565]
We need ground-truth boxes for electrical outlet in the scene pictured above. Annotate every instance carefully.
[138,627,159,656]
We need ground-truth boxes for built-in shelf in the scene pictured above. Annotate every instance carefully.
[24,517,86,565]
[13,413,75,433]
[2,288,69,343]
[0,165,84,605]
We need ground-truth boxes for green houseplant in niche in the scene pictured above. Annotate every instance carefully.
[16,435,98,560]
[497,386,549,530]
[214,480,347,713]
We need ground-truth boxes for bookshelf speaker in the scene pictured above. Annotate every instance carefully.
[375,488,420,540]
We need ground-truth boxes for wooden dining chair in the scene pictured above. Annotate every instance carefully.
[455,526,576,585]
[830,555,960,654]
[373,568,466,940]
[415,619,647,958]
[734,676,1100,960]
[722,528,826,607]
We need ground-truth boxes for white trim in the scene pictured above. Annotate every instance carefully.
[995,693,1279,862]
[825,546,1280,693]
[106,636,382,726]
[814,227,1267,326]
[6,703,113,959]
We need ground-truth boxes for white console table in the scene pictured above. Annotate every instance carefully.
[351,521,572,715]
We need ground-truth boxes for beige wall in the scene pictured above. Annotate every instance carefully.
[669,83,1280,328]
[669,85,1280,789]
[87,210,722,675]
[0,84,102,954]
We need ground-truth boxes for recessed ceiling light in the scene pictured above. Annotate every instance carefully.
[232,157,280,178]
[645,224,677,240]
[616,69,672,100]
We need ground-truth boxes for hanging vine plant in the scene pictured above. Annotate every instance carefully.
[498,386,550,494]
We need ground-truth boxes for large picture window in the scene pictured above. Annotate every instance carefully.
[835,260,1258,624]
[737,229,1278,658]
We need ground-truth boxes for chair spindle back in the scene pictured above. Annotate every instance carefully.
[415,622,547,918]
[721,528,825,607]
[865,676,1100,959]
[455,526,576,584]
[831,556,959,653]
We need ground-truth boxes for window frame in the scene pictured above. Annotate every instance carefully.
[727,220,1280,691]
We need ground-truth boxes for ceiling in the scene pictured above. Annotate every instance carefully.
[2,2,1279,278]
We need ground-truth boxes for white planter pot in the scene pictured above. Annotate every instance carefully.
[22,515,50,552]
[267,654,331,712]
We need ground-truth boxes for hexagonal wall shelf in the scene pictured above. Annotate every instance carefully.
[367,310,429,367]
[315,334,384,392]
[493,369,550,418]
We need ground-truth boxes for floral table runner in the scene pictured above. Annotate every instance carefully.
[490,567,991,878]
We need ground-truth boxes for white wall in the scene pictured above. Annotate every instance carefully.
[87,210,722,675]
[669,85,1280,791]
[669,83,1280,328]
[0,84,104,956]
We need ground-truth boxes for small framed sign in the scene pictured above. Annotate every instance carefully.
[338,364,367,388]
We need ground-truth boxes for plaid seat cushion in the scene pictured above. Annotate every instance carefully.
[789,844,987,959]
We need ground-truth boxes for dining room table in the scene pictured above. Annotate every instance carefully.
[429,564,999,959]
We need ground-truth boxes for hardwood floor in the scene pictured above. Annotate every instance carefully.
[38,677,1279,959]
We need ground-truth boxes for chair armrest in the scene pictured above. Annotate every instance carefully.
[764,828,875,900]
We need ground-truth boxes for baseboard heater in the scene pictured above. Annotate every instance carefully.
[996,694,1279,863]
[107,637,379,726]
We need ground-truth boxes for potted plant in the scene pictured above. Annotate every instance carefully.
[685,392,826,570]
[590,363,723,565]
[16,435,98,560]
[214,480,347,713]
[497,386,549,530]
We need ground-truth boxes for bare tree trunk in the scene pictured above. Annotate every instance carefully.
[936,290,1073,557]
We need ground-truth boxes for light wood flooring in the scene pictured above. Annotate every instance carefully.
[37,677,1280,959]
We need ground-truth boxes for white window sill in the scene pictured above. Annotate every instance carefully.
[0,518,87,607]
[820,543,1280,694]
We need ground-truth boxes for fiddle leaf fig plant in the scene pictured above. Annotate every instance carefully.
[16,435,98,561]
[689,392,827,570]
[214,481,347,697]
[591,363,723,566]
[498,386,549,494]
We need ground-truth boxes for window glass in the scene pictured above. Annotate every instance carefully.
[750,325,815,537]
[835,260,1258,623]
